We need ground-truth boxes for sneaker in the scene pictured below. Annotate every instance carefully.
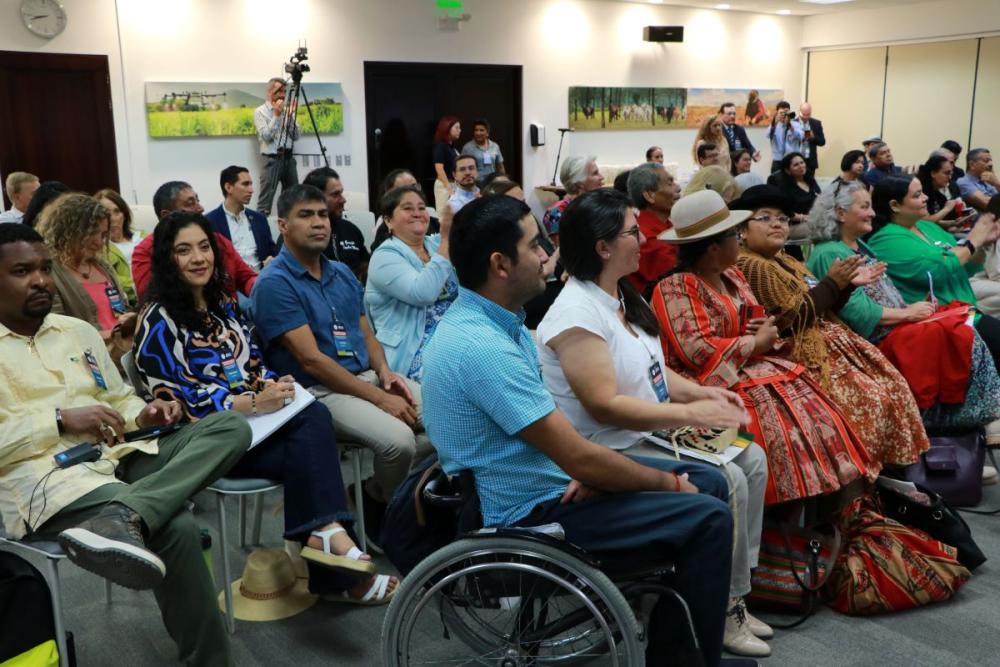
[984,465,998,486]
[743,605,774,639]
[986,419,1000,447]
[724,598,771,658]
[57,503,166,590]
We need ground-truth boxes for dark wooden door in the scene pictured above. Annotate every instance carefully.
[0,51,119,209]
[364,61,522,209]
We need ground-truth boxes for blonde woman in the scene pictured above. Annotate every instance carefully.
[683,165,741,203]
[693,115,731,172]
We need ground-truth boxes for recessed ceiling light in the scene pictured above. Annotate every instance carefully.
[777,9,792,14]
[716,3,731,8]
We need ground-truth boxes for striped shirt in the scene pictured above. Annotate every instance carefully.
[422,287,570,527]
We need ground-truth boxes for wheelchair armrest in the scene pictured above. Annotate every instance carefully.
[422,470,466,509]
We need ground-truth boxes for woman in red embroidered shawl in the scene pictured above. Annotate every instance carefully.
[653,189,878,505]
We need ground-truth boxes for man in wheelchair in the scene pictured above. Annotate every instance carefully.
[419,195,751,667]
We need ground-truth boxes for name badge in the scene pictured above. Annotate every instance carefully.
[734,139,743,150]
[804,275,819,288]
[84,349,107,390]
[648,360,669,403]
[332,321,354,357]
[219,347,244,390]
[483,152,493,165]
[105,285,126,315]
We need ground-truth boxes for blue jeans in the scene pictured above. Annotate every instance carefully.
[513,457,732,667]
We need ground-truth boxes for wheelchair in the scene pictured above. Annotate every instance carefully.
[381,470,701,666]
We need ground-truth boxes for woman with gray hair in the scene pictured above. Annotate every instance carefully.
[542,155,604,245]
[806,180,1000,436]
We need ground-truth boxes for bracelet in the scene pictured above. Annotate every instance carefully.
[959,238,977,255]
[668,471,680,492]
[55,408,65,435]
[250,393,257,416]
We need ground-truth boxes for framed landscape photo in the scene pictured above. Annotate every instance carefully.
[568,86,688,131]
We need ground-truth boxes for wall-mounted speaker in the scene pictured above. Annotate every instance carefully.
[643,26,684,43]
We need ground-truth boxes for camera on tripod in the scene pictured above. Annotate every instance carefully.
[284,46,310,82]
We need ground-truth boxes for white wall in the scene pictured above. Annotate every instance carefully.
[0,0,804,216]
[802,0,1000,49]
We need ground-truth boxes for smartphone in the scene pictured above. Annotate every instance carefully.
[123,423,184,443]
[739,303,767,334]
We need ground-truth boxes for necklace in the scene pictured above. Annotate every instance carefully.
[71,260,93,280]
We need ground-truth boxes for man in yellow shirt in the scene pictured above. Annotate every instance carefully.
[0,224,251,666]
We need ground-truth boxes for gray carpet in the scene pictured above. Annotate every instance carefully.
[23,480,1000,666]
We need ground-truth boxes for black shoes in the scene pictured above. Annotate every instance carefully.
[58,502,166,590]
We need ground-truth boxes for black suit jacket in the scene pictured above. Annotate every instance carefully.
[800,118,826,171]
[722,124,756,157]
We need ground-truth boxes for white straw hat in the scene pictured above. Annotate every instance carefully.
[658,189,751,244]
[219,549,317,622]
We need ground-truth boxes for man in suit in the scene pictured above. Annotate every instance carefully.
[204,165,277,270]
[718,103,761,162]
[793,103,826,176]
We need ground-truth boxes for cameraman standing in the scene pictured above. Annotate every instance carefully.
[255,77,302,216]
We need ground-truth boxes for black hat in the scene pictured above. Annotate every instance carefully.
[727,184,795,216]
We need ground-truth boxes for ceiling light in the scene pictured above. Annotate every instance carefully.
[777,9,792,14]
[716,3,731,8]
[799,1,855,5]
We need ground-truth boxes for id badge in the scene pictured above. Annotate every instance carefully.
[804,275,819,288]
[105,285,126,315]
[648,360,669,403]
[84,349,107,390]
[219,347,244,390]
[734,139,743,150]
[483,152,493,165]
[332,321,354,357]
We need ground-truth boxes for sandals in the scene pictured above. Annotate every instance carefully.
[324,573,397,606]
[299,526,376,576]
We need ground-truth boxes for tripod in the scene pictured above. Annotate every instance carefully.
[550,128,573,186]
[275,67,330,170]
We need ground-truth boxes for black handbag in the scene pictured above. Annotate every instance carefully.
[875,477,986,570]
[895,431,985,507]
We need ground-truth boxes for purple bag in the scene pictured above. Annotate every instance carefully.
[897,431,985,507]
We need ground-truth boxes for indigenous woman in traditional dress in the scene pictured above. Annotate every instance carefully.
[733,185,930,467]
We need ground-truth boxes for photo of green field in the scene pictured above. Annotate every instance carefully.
[144,81,344,138]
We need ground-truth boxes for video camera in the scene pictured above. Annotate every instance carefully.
[284,46,310,82]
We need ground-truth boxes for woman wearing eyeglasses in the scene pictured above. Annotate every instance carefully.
[735,185,929,469]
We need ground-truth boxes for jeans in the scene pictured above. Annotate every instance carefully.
[514,456,733,667]
[256,152,299,216]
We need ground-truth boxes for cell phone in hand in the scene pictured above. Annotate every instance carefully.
[123,423,184,443]
[739,304,767,334]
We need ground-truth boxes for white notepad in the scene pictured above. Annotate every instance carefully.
[246,382,315,448]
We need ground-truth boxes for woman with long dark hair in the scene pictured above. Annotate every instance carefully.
[134,212,398,604]
[536,188,773,658]
[917,154,966,227]
[768,152,820,226]
[432,115,462,211]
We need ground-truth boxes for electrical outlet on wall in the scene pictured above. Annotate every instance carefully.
[344,154,351,166]
[335,154,343,166]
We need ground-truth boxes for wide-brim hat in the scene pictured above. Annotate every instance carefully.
[219,549,317,622]
[658,189,751,244]
[727,184,796,217]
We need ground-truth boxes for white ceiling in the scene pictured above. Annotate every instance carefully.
[610,0,934,16]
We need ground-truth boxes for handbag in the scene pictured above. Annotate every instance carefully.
[827,495,971,615]
[875,477,986,570]
[747,520,841,628]
[895,430,985,507]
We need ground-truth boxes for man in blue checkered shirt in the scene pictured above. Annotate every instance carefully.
[422,195,741,667]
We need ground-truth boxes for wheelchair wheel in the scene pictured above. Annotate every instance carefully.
[382,536,643,666]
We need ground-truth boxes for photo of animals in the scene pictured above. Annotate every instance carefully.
[144,81,344,138]
[685,88,785,128]
[568,86,688,131]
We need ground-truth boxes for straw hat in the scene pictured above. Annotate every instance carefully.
[658,189,751,244]
[219,549,317,622]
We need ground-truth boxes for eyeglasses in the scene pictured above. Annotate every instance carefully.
[619,227,642,241]
[749,214,790,226]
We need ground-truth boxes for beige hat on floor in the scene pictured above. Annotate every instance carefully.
[219,549,317,622]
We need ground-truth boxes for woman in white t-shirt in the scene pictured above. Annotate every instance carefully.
[537,188,772,659]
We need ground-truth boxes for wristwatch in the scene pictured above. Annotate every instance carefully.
[958,238,977,255]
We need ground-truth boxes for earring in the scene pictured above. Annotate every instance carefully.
[601,252,611,259]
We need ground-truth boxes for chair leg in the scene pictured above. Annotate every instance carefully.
[352,453,367,553]
[251,493,264,546]
[44,558,70,667]
[238,495,247,548]
[105,579,112,605]
[216,494,235,635]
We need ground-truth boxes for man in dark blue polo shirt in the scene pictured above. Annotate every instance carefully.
[251,185,431,544]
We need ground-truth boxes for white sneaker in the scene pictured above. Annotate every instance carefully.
[983,465,998,486]
[724,598,771,658]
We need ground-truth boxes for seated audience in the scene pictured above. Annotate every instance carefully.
[697,142,722,169]
[538,189,772,658]
[826,150,867,193]
[684,165,740,203]
[861,142,903,188]
[767,152,820,227]
[251,185,433,546]
[95,188,140,307]
[0,223,251,665]
[365,186,457,381]
[867,175,1000,370]
[694,115,731,171]
[421,194,735,667]
[373,169,440,251]
[627,162,681,296]
[461,117,505,185]
[543,155,605,245]
[37,193,136,364]
[0,171,40,224]
[807,182,1000,438]
[655,189,875,505]
[132,181,257,300]
[612,169,632,195]
[646,145,664,164]
[20,180,69,228]
[134,212,396,603]
[917,154,965,227]
[956,148,1000,212]
[768,102,803,173]
[860,136,882,171]
[447,154,480,213]
[731,148,753,177]
[204,165,277,271]
[734,185,929,468]
[942,139,965,182]
[300,167,371,282]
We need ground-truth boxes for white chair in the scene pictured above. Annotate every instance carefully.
[343,190,370,215]
[129,204,159,235]
[344,210,377,249]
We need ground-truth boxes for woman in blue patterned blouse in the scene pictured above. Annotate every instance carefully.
[133,212,397,605]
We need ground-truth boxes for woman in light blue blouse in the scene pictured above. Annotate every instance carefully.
[365,185,457,381]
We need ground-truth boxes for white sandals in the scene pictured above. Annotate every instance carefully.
[324,573,397,606]
[299,526,376,576]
